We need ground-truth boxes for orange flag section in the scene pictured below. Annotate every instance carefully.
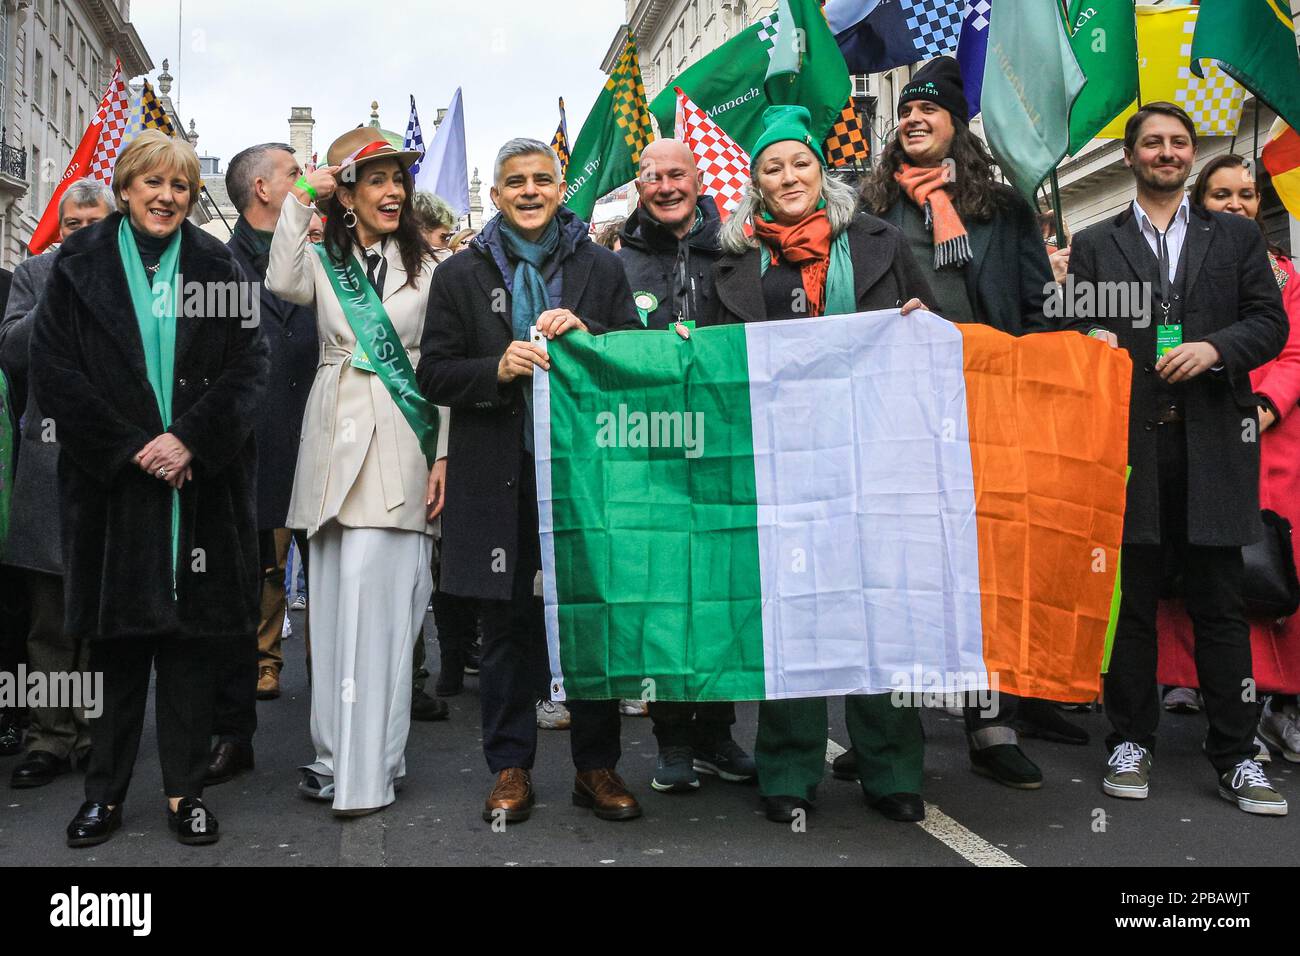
[959,326,1132,702]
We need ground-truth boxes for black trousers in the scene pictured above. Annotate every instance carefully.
[478,454,620,774]
[1104,423,1256,773]
[0,565,30,725]
[649,701,736,748]
[963,693,1020,746]
[84,635,217,804]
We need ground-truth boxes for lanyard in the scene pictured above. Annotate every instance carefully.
[1152,223,1172,323]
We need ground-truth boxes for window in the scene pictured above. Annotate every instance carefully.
[64,90,71,137]
[34,52,43,106]
[78,106,84,138]
[32,146,40,205]
[691,0,699,35]
[66,19,73,51]
[677,22,686,63]
[51,0,60,38]
[0,6,10,123]
[91,54,100,88]
[48,70,56,116]
[36,0,45,19]
[78,38,85,75]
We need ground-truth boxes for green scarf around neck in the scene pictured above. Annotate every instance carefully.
[118,218,183,589]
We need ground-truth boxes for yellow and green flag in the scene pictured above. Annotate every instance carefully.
[1191,0,1300,135]
[563,34,653,222]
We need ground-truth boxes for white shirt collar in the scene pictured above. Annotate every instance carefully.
[1132,195,1190,234]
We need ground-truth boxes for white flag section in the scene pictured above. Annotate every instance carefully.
[414,87,470,216]
[745,312,987,698]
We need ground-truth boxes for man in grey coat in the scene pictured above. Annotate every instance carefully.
[0,178,113,788]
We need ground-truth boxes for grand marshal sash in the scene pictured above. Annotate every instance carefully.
[312,244,440,464]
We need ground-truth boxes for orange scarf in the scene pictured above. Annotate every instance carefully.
[894,163,972,269]
[753,209,833,317]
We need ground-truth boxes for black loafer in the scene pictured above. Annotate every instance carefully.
[168,797,219,846]
[762,794,813,823]
[204,740,254,786]
[871,792,925,822]
[411,690,450,721]
[66,801,122,848]
[831,749,859,781]
[11,750,69,789]
[0,715,21,757]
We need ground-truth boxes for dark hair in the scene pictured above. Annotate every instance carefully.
[323,158,432,290]
[1190,154,1250,208]
[595,217,625,250]
[860,120,1005,221]
[1123,102,1197,153]
[1037,210,1068,245]
[227,142,294,214]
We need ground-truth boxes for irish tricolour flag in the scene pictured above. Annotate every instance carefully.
[534,310,1131,703]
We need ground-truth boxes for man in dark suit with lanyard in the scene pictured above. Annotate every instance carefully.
[1069,102,1289,815]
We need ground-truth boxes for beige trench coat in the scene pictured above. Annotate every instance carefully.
[266,195,449,537]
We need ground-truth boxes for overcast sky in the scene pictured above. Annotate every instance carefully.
[130,0,623,210]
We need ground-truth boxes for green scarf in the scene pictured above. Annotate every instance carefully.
[118,219,183,590]
[757,200,855,317]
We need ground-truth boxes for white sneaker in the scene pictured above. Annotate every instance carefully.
[619,698,648,717]
[536,699,571,730]
[1102,741,1152,799]
[1219,759,1288,816]
[1258,699,1300,763]
[1162,686,1201,714]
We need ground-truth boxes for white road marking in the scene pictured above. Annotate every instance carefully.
[826,737,1023,867]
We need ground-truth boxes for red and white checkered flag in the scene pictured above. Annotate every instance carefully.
[87,63,131,183]
[674,86,750,221]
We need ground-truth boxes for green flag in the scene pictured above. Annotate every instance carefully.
[1066,0,1138,155]
[649,1,848,158]
[1191,0,1300,134]
[563,33,654,222]
[982,0,1085,201]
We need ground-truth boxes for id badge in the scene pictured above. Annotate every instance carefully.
[350,346,376,373]
[1156,323,1182,359]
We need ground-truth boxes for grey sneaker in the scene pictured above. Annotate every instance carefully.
[693,739,756,783]
[298,769,335,801]
[1102,742,1151,799]
[1258,699,1300,763]
[1219,759,1288,816]
[1162,686,1201,714]
[652,745,700,793]
[536,700,571,730]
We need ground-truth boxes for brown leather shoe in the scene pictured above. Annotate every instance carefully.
[482,768,534,823]
[256,666,281,700]
[573,769,642,821]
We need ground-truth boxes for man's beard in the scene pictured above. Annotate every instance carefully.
[1135,161,1189,195]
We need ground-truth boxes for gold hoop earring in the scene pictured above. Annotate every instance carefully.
[343,207,358,229]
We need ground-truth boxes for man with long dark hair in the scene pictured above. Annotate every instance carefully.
[855,56,1089,792]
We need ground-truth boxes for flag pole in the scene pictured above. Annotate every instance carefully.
[1049,168,1066,248]
[202,184,234,237]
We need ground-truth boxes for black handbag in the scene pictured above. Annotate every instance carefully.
[1242,510,1300,619]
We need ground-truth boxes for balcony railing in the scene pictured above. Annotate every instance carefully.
[0,127,26,181]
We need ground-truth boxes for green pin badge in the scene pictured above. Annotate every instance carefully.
[633,291,658,327]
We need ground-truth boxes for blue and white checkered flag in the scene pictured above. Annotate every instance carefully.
[404,94,425,175]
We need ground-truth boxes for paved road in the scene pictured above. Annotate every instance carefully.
[2,609,1296,866]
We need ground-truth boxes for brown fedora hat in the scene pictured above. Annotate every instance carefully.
[326,127,421,179]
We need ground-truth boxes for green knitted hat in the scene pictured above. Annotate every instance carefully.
[750,105,825,167]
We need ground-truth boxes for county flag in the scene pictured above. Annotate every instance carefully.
[29,60,128,254]
[1098,6,1244,139]
[956,0,991,117]
[533,310,1131,703]
[565,34,654,221]
[981,0,1084,200]
[1066,0,1138,155]
[403,94,426,176]
[826,0,965,74]
[1191,0,1300,135]
[1262,118,1300,221]
[551,97,570,179]
[674,87,750,220]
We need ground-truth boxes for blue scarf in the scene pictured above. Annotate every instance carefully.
[499,218,561,453]
[500,218,560,341]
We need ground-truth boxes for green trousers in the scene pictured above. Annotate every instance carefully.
[755,694,924,803]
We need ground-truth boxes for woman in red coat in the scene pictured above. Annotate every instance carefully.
[1157,154,1300,762]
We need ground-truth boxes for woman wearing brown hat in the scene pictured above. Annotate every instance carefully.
[266,127,449,815]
